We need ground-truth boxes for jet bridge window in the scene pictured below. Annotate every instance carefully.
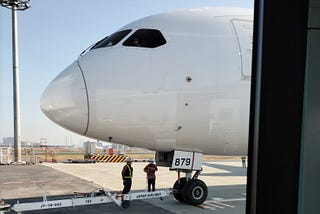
[123,29,166,48]
[91,29,132,50]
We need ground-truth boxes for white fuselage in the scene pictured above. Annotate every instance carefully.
[41,7,253,155]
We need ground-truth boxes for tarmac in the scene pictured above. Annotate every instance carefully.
[0,161,247,213]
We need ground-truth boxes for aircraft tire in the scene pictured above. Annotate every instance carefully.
[183,179,208,205]
[121,200,130,209]
[173,177,187,202]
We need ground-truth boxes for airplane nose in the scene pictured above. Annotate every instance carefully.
[40,61,89,135]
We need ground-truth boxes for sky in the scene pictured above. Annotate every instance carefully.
[0,0,253,146]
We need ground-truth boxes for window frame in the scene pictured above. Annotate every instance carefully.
[90,29,132,50]
[122,28,167,49]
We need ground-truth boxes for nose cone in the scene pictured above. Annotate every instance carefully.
[41,62,89,135]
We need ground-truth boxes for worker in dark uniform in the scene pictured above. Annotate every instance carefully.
[121,157,133,194]
[241,156,247,168]
[143,159,158,192]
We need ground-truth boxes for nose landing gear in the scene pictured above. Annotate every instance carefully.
[156,150,208,206]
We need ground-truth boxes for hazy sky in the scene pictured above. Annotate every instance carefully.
[0,0,253,146]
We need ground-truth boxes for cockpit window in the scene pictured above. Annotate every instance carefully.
[90,29,132,50]
[123,29,166,48]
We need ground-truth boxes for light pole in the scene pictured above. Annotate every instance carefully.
[0,0,30,162]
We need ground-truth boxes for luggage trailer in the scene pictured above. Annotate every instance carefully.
[0,188,172,213]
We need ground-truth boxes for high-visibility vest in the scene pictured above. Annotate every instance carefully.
[123,164,133,178]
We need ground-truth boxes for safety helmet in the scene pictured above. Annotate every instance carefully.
[126,157,132,162]
[148,159,154,163]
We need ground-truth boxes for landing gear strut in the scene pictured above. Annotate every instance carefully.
[173,170,208,205]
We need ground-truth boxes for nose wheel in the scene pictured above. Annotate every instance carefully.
[173,177,187,202]
[183,179,207,205]
[173,172,208,205]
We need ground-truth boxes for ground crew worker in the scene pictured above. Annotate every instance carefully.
[143,159,158,192]
[241,156,247,168]
[121,157,133,194]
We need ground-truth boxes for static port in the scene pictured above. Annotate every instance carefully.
[186,76,192,82]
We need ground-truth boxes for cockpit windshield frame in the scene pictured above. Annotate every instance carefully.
[122,29,167,48]
[90,29,132,50]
